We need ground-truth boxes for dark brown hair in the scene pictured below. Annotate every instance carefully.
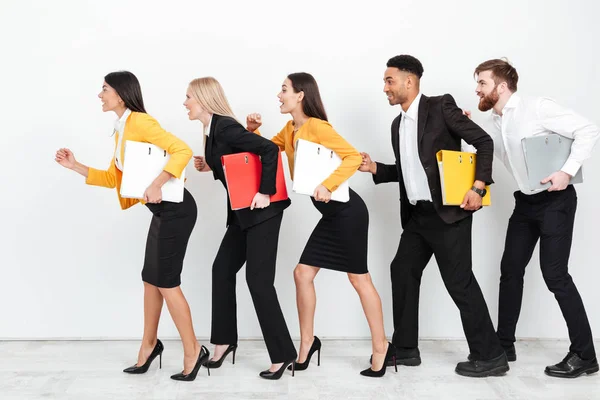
[104,71,147,113]
[474,59,519,92]
[287,72,328,122]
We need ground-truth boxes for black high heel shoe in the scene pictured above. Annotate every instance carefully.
[206,344,238,369]
[288,336,321,371]
[259,360,295,380]
[170,345,211,381]
[360,342,397,377]
[123,339,164,374]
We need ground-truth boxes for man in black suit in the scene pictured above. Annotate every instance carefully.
[360,55,509,377]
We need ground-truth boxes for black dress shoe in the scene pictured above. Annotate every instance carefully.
[123,339,164,374]
[259,360,295,380]
[288,336,321,371]
[469,345,516,363]
[206,344,237,369]
[369,346,421,367]
[455,352,509,377]
[361,342,398,377]
[170,345,211,381]
[544,352,599,378]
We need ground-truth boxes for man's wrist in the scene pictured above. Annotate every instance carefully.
[370,162,377,175]
[473,180,485,190]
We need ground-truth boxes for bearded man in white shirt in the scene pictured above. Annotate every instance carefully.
[474,58,599,378]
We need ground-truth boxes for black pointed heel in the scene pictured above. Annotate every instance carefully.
[360,342,397,377]
[206,344,238,369]
[259,360,295,380]
[170,345,211,381]
[123,339,164,374]
[289,336,321,371]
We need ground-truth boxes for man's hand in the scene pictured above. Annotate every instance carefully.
[359,152,377,174]
[460,180,485,211]
[541,171,572,191]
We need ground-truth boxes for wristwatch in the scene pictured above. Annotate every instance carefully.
[471,185,487,197]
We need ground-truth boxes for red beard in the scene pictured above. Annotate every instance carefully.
[478,87,499,111]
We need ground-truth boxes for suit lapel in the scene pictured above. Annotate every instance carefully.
[392,114,401,159]
[417,95,429,148]
[206,114,219,179]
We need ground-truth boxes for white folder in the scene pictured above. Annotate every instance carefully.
[120,140,186,203]
[292,138,350,202]
[522,134,583,191]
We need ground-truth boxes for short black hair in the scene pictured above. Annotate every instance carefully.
[386,55,424,79]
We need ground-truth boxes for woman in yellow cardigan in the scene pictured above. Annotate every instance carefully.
[246,73,396,377]
[55,71,209,381]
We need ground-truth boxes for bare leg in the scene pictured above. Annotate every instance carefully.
[348,273,388,370]
[293,264,321,365]
[136,282,164,366]
[159,286,201,374]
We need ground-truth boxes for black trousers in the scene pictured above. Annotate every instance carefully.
[210,212,297,363]
[497,185,595,360]
[391,201,503,360]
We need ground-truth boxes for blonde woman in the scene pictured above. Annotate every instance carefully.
[185,77,297,380]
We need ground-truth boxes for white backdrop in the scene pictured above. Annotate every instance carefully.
[1,0,599,341]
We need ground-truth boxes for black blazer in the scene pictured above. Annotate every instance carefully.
[205,114,291,230]
[373,94,494,227]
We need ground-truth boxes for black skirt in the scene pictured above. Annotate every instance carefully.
[299,188,369,274]
[142,188,197,288]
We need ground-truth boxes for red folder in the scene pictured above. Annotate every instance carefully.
[221,151,289,210]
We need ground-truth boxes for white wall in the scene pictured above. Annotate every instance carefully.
[1,0,599,341]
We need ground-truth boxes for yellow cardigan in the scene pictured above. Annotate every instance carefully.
[257,118,361,192]
[86,112,192,210]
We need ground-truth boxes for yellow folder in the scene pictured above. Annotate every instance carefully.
[436,150,491,206]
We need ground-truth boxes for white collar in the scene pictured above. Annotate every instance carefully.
[114,108,132,132]
[205,114,214,136]
[492,93,520,118]
[402,92,422,121]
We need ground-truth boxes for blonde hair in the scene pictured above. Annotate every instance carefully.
[188,77,237,136]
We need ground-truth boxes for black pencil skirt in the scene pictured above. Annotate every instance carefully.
[299,187,369,274]
[142,188,197,288]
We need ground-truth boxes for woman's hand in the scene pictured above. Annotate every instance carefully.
[246,113,263,132]
[144,184,162,203]
[55,148,76,169]
[250,192,270,210]
[193,155,211,172]
[313,184,332,203]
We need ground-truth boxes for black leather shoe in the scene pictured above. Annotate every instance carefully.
[369,346,420,367]
[259,360,295,380]
[544,352,599,378]
[206,344,237,369]
[288,336,321,371]
[455,352,509,377]
[469,345,516,363]
[123,339,164,374]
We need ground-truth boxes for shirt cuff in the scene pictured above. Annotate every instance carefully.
[561,159,581,177]
[321,178,338,193]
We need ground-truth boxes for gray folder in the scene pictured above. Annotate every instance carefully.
[522,134,583,191]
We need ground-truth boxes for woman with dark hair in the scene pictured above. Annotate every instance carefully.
[246,73,397,377]
[55,71,209,381]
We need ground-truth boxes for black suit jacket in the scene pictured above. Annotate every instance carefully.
[373,94,494,227]
[205,114,291,230]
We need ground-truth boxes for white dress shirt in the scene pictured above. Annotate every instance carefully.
[487,94,599,194]
[399,92,433,204]
[205,114,213,136]
[114,108,132,171]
